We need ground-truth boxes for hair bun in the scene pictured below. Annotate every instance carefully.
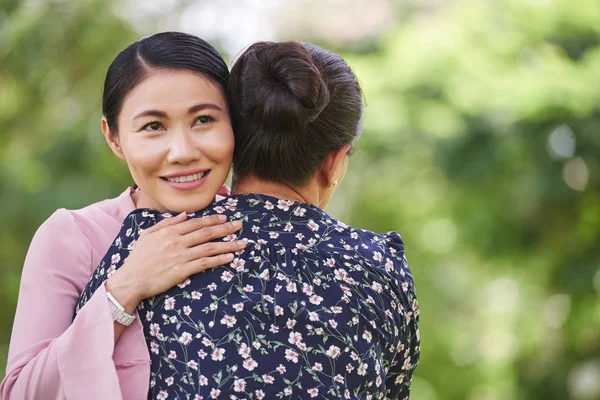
[232,41,330,132]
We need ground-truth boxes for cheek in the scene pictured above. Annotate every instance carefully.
[121,136,166,177]
[204,127,235,163]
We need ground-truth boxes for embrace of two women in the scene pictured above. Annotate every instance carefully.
[1,32,420,400]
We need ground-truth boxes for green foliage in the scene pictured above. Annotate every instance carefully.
[1,0,599,399]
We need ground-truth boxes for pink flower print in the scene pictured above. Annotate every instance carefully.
[362,330,372,343]
[373,251,383,262]
[264,295,274,303]
[111,254,120,265]
[255,389,266,399]
[164,297,175,310]
[329,319,338,329]
[127,239,136,250]
[357,362,368,376]
[326,258,336,267]
[252,341,261,350]
[307,388,319,397]
[276,364,286,374]
[307,220,319,231]
[207,283,217,291]
[233,378,246,392]
[191,291,202,300]
[210,388,221,398]
[284,388,293,396]
[262,374,275,384]
[302,283,314,295]
[313,278,321,286]
[168,350,177,359]
[346,364,354,373]
[211,347,226,361]
[177,278,191,288]
[326,345,341,359]
[220,314,237,327]
[288,331,304,347]
[269,232,279,239]
[312,363,323,372]
[330,306,343,314]
[284,222,293,232]
[376,375,383,386]
[198,349,207,359]
[308,311,320,321]
[157,390,168,399]
[187,360,199,370]
[233,302,244,312]
[209,303,218,311]
[165,376,174,386]
[269,324,279,333]
[150,341,159,355]
[183,305,192,316]
[251,225,260,233]
[371,281,383,293]
[286,318,297,329]
[149,323,161,337]
[293,206,306,216]
[238,343,251,359]
[264,201,274,210]
[214,206,226,214]
[221,270,234,282]
[277,199,294,211]
[259,269,270,280]
[309,294,323,305]
[243,357,258,370]
[179,332,193,345]
[199,375,208,386]
[334,374,345,384]
[230,258,245,272]
[243,284,254,292]
[285,349,299,363]
[334,269,348,281]
[274,306,284,316]
[295,233,304,240]
[286,281,297,292]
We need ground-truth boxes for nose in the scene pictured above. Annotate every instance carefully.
[166,129,201,165]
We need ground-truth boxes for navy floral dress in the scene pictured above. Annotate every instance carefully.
[75,194,420,399]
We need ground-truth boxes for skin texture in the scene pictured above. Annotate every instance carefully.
[233,144,352,208]
[102,69,235,214]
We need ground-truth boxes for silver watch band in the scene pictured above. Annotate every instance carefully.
[107,291,136,326]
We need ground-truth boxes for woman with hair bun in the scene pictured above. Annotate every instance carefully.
[78,40,420,399]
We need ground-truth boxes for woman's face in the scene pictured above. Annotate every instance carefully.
[103,69,234,213]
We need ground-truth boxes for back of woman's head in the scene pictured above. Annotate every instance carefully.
[228,41,363,186]
[103,32,229,133]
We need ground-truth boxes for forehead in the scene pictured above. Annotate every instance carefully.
[120,69,227,116]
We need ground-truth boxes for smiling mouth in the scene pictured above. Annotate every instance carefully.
[161,170,210,183]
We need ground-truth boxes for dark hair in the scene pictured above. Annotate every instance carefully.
[228,41,363,186]
[103,32,229,133]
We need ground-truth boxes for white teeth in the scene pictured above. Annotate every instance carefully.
[166,171,208,183]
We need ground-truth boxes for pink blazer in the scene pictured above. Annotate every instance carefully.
[2,189,151,399]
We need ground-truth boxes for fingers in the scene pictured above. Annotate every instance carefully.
[181,220,243,247]
[185,253,236,276]
[175,214,228,235]
[185,239,248,262]
[144,212,187,234]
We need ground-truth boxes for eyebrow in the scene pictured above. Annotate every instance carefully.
[133,103,223,121]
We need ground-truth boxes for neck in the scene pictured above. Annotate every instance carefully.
[232,175,321,207]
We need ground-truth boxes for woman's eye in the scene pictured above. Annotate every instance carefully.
[142,121,163,131]
[194,115,213,125]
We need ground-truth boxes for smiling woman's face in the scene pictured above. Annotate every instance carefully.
[103,69,234,213]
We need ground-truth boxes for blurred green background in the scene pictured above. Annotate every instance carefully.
[1,0,599,399]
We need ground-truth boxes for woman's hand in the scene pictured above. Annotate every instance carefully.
[106,212,246,312]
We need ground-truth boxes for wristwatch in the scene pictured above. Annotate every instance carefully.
[107,291,136,326]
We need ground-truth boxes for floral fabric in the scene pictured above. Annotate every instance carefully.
[75,194,420,399]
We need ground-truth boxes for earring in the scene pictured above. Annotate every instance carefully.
[332,179,339,187]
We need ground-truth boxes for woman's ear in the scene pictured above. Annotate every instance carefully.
[101,117,125,160]
[319,144,352,187]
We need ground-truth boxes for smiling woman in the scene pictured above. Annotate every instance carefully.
[0,32,246,400]
[102,68,234,213]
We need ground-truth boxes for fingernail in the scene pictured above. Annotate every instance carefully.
[217,215,227,222]
[237,239,248,246]
[232,220,243,228]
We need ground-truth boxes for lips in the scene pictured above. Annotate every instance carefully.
[160,169,211,191]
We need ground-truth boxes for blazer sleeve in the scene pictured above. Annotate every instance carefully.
[0,209,123,400]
